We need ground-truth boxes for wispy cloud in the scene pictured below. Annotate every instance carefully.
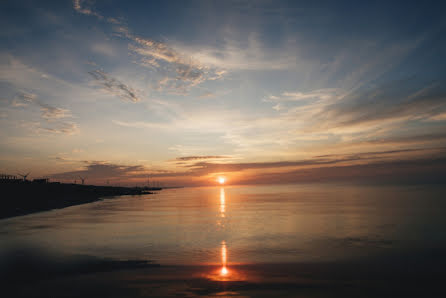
[10,92,78,135]
[112,120,168,130]
[266,88,340,103]
[175,155,230,161]
[72,1,225,94]
[265,80,446,139]
[40,105,71,120]
[168,144,221,156]
[176,32,298,71]
[198,91,215,99]
[177,148,428,174]
[128,36,225,93]
[88,69,141,102]
[427,112,446,121]
[50,161,146,183]
[42,122,80,135]
[73,0,103,19]
[21,121,80,135]
[314,85,446,132]
[49,147,446,186]
[15,92,72,120]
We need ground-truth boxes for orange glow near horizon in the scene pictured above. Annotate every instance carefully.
[218,177,226,184]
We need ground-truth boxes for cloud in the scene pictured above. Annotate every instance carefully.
[171,147,444,176]
[71,1,226,94]
[15,92,72,120]
[135,147,446,187]
[50,161,147,182]
[112,120,168,130]
[73,0,103,19]
[246,156,446,185]
[264,88,341,111]
[264,80,446,142]
[175,33,298,71]
[128,36,225,92]
[355,132,446,147]
[267,88,340,102]
[47,146,446,186]
[428,112,446,121]
[91,42,117,57]
[42,122,80,135]
[198,91,215,99]
[18,92,36,103]
[11,92,77,135]
[316,88,446,132]
[22,121,80,135]
[88,69,141,102]
[168,144,219,156]
[11,99,29,107]
[39,105,71,120]
[175,156,230,161]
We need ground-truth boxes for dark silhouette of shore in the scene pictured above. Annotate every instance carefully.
[0,180,161,219]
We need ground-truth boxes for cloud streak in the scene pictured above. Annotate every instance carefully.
[72,0,225,94]
[16,92,72,120]
[264,80,446,143]
[50,161,146,183]
[73,0,103,19]
[22,121,80,135]
[128,36,226,93]
[88,70,141,102]
[175,155,231,161]
[49,147,446,186]
[11,92,78,135]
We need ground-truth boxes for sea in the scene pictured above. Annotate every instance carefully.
[1,183,446,297]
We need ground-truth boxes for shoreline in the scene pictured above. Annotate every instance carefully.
[0,181,161,219]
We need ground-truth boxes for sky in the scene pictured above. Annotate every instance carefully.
[1,0,446,186]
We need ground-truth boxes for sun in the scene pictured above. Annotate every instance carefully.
[218,177,226,184]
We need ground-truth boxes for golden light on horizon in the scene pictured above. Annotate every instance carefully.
[218,177,226,184]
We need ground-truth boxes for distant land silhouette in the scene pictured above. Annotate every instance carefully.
[0,177,161,219]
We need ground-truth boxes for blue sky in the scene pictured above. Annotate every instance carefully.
[1,0,446,186]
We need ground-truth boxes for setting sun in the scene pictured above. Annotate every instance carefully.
[218,177,226,184]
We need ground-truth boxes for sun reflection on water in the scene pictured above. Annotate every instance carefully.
[203,187,246,282]
[220,266,228,276]
[220,187,225,217]
[221,240,228,276]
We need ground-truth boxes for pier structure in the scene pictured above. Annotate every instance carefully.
[0,174,21,182]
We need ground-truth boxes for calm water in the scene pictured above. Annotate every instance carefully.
[2,183,446,273]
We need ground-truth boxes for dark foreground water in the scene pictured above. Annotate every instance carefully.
[1,183,446,297]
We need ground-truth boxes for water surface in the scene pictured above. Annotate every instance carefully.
[1,184,446,296]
